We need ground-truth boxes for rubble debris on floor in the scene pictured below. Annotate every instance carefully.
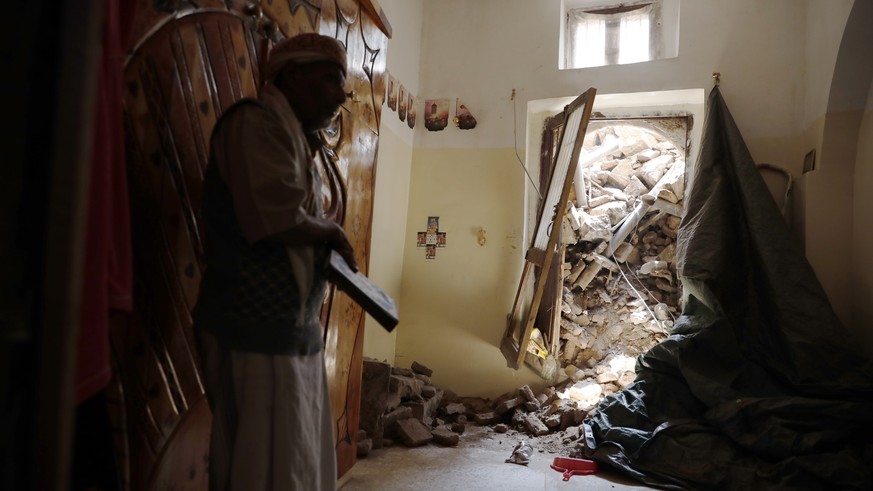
[356,358,609,459]
[359,358,589,457]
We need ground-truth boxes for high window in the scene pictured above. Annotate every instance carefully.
[561,0,679,70]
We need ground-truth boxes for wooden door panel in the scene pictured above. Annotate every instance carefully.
[324,27,381,469]
[362,12,387,131]
[113,3,390,488]
[336,0,359,23]
[145,396,210,491]
[116,10,255,491]
[263,0,322,37]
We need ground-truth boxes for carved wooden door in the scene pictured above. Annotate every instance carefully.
[110,1,389,488]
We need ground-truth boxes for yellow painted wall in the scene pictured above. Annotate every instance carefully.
[363,126,412,363]
[393,147,549,398]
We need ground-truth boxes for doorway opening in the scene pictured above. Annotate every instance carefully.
[536,116,689,410]
[522,90,702,412]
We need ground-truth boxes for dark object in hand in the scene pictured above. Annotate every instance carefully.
[325,251,399,332]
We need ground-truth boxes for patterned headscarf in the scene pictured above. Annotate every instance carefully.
[264,33,347,82]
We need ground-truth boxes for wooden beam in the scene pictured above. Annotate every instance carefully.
[360,0,392,38]
[500,88,596,373]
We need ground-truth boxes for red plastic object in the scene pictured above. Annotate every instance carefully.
[550,456,598,481]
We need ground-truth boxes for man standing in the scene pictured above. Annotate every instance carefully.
[193,33,357,491]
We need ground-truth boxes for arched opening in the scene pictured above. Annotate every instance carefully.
[809,0,873,353]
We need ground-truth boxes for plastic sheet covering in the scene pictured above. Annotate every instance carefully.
[581,87,873,490]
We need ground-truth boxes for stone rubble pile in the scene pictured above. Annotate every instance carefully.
[357,357,592,456]
[551,124,686,416]
[358,357,622,457]
[357,358,453,456]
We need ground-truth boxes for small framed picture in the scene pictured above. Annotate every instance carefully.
[398,85,407,122]
[424,99,449,131]
[802,149,816,174]
[387,75,397,111]
[407,93,416,129]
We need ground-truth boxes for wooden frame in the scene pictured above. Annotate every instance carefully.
[501,88,596,370]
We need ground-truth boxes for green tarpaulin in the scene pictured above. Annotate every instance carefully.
[581,87,873,490]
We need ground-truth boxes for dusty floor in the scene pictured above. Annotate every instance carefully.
[340,424,655,491]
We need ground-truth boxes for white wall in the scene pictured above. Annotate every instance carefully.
[378,0,423,147]
[415,0,807,164]
[802,0,854,131]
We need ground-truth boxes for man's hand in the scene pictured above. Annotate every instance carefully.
[271,216,358,272]
[330,225,358,272]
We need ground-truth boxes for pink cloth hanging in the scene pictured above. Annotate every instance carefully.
[74,0,134,404]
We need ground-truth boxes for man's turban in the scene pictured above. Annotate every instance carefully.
[264,33,347,82]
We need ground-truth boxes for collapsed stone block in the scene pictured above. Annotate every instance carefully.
[431,428,460,446]
[395,418,433,447]
[411,361,434,377]
[382,406,413,440]
[360,359,391,450]
[474,411,500,425]
[523,414,550,436]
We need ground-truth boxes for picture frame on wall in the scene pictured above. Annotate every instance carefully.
[398,85,407,122]
[407,93,416,129]
[387,74,397,111]
[424,99,449,131]
[803,149,816,174]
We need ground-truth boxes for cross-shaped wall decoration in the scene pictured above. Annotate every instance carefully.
[416,215,446,260]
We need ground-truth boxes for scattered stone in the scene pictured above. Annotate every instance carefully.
[562,426,581,443]
[523,414,550,436]
[543,414,561,428]
[474,411,501,425]
[356,438,373,458]
[382,406,413,440]
[444,402,466,416]
[494,396,525,415]
[618,371,636,387]
[395,418,433,447]
[360,359,390,449]
[431,428,460,446]
[391,367,415,377]
[519,385,537,404]
[411,361,434,377]
[389,374,424,399]
[494,423,509,434]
